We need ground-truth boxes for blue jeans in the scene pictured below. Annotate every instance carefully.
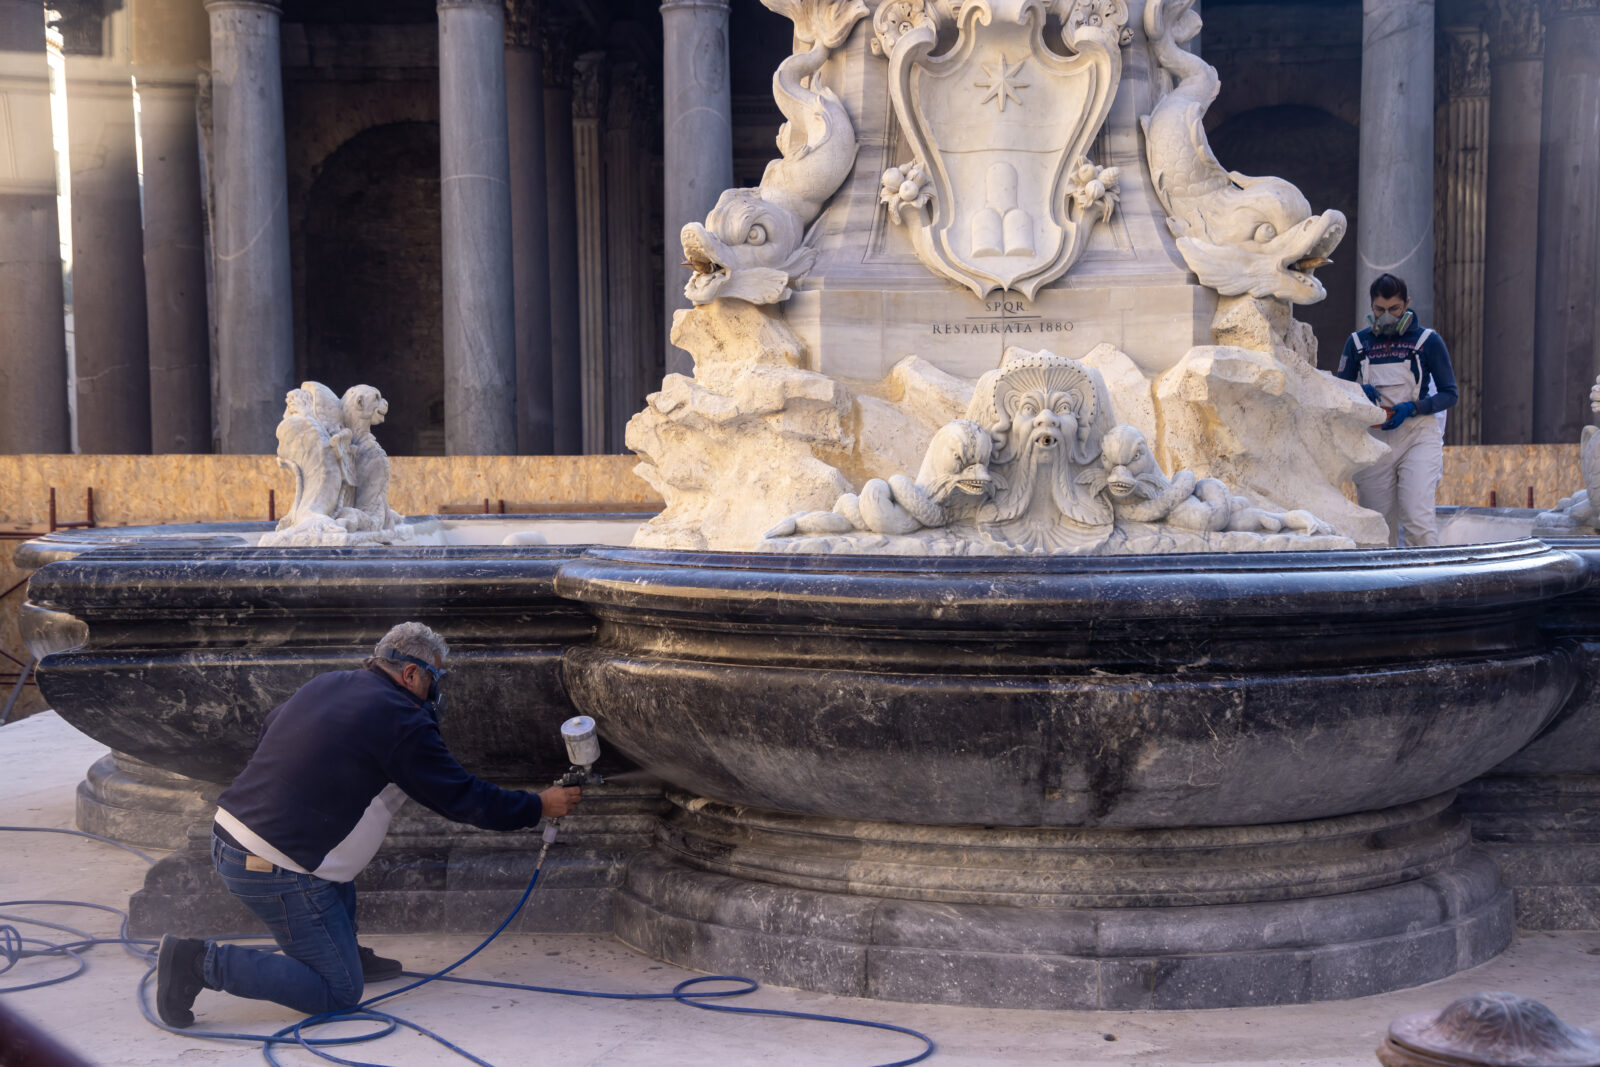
[205,833,364,1015]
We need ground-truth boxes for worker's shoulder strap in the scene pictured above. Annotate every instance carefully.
[1348,331,1366,354]
[1415,328,1436,352]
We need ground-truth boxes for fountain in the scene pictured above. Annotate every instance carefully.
[18,0,1600,1008]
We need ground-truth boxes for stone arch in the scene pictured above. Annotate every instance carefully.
[1208,105,1359,370]
[303,120,443,456]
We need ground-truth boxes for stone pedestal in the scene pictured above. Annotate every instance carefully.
[1355,0,1434,331]
[615,791,1511,1009]
[505,1,553,455]
[0,0,70,453]
[206,0,293,454]
[438,0,517,455]
[137,80,213,454]
[1531,0,1600,444]
[660,0,732,378]
[64,71,152,454]
[1480,0,1544,446]
[77,751,221,850]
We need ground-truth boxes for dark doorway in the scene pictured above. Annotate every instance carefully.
[304,121,443,455]
[1208,106,1359,370]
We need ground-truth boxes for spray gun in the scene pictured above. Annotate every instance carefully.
[539,716,605,855]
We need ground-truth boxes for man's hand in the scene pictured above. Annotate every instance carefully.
[1379,401,1417,430]
[539,785,582,818]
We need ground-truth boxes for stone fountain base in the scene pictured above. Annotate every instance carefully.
[612,791,1513,1010]
[76,752,221,850]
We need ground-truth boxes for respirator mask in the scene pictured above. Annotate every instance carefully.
[1368,308,1414,338]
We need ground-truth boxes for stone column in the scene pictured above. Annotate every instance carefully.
[206,0,292,454]
[543,31,582,455]
[1481,0,1544,445]
[0,0,70,453]
[604,64,650,452]
[136,79,213,453]
[505,0,552,454]
[1355,0,1435,332]
[131,0,213,453]
[64,67,152,453]
[660,0,731,378]
[1532,0,1600,443]
[1433,27,1490,446]
[572,51,608,454]
[438,0,517,455]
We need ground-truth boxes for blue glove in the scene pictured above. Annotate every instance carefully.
[1379,401,1417,430]
[1362,384,1381,404]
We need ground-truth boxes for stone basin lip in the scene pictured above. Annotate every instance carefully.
[554,538,1591,625]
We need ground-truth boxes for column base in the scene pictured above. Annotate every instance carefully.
[1459,774,1600,930]
[612,792,1514,1009]
[76,752,221,850]
[128,782,667,939]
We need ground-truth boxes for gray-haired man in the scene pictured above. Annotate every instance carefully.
[154,622,580,1027]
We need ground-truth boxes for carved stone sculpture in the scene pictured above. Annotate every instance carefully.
[1378,992,1600,1066]
[1142,0,1346,304]
[876,0,1128,298]
[1536,374,1600,533]
[762,347,1349,555]
[259,381,413,548]
[680,0,867,306]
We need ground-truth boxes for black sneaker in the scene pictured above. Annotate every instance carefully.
[155,935,207,1028]
[359,944,403,982]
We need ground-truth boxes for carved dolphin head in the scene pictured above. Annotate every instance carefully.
[681,188,814,306]
[1097,424,1167,500]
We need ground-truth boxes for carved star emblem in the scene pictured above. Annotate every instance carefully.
[975,55,1028,112]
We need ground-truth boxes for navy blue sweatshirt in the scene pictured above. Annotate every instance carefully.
[214,667,542,881]
[1336,320,1458,416]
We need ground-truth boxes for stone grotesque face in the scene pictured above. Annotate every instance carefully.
[1096,424,1167,501]
[969,349,1116,550]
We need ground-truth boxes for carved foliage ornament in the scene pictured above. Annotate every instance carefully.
[1489,0,1544,59]
[878,0,1128,299]
[1446,27,1491,96]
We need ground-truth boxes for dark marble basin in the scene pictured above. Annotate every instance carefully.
[556,541,1589,828]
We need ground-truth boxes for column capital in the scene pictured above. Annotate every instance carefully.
[504,0,540,48]
[203,0,283,12]
[1445,26,1491,96]
[1544,0,1600,17]
[542,21,576,86]
[659,0,730,12]
[573,50,607,120]
[1488,0,1545,60]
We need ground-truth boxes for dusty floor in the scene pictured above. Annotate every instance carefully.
[3,710,1597,1066]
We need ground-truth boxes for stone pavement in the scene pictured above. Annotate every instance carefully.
[3,710,1597,1067]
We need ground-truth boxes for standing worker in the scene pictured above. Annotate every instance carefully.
[1336,273,1458,547]
[154,622,582,1028]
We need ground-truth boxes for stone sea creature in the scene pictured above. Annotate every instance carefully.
[680,0,867,306]
[1081,424,1334,535]
[1538,374,1600,529]
[1142,0,1346,304]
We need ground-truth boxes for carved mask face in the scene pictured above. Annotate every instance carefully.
[1009,389,1080,454]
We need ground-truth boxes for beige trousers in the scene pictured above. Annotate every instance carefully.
[1353,413,1444,547]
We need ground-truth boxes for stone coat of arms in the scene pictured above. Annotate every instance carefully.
[877,0,1128,299]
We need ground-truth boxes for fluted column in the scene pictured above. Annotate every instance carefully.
[1434,26,1490,446]
[65,63,151,453]
[573,51,608,454]
[504,0,552,454]
[603,64,654,451]
[137,78,213,453]
[206,0,292,454]
[1532,0,1600,442]
[543,30,582,455]
[1356,0,1435,331]
[0,0,70,453]
[438,0,517,455]
[1481,0,1544,444]
[660,0,731,377]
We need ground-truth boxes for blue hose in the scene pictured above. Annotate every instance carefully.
[2,824,936,1066]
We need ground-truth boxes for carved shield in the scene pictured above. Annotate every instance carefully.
[884,0,1123,299]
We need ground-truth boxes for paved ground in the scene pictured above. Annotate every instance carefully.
[3,710,1598,1067]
